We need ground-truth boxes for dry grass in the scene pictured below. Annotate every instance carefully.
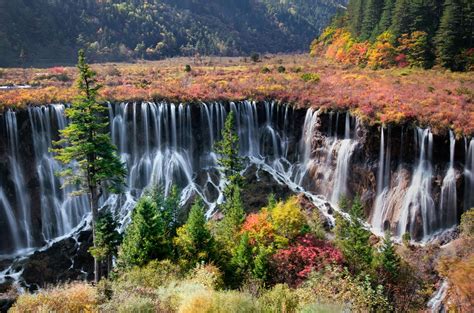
[9,282,98,313]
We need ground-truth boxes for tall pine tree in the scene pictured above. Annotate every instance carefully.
[378,0,395,33]
[348,0,366,37]
[435,0,465,70]
[360,0,384,40]
[53,50,126,283]
[390,0,413,38]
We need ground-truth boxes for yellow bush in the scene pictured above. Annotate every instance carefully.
[270,196,306,241]
[10,282,98,313]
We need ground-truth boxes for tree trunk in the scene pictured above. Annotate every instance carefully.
[90,186,100,284]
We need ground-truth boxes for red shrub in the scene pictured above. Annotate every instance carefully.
[271,234,344,287]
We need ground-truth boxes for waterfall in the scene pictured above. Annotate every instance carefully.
[371,127,392,234]
[465,139,474,211]
[330,112,357,204]
[439,131,457,227]
[397,128,435,239]
[0,101,472,257]
[427,280,448,312]
[28,105,89,243]
[4,110,32,251]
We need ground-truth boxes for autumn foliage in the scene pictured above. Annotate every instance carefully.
[271,234,343,287]
[0,54,473,135]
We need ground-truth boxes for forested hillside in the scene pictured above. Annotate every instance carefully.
[0,0,346,67]
[312,0,473,71]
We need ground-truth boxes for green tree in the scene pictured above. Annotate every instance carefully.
[149,185,181,238]
[348,0,366,37]
[435,0,464,70]
[335,197,374,275]
[378,0,395,33]
[230,231,253,284]
[267,193,277,210]
[89,211,122,277]
[53,50,126,282]
[376,231,401,282]
[119,195,169,268]
[360,0,384,40]
[390,0,412,38]
[174,199,215,269]
[217,184,246,251]
[253,244,272,281]
[214,110,244,194]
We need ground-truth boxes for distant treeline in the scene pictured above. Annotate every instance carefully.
[0,0,347,67]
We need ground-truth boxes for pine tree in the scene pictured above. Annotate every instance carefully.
[335,197,373,275]
[360,0,384,40]
[435,0,464,70]
[214,110,244,193]
[53,50,126,283]
[174,199,215,269]
[147,185,181,238]
[230,232,253,283]
[119,196,169,268]
[348,0,366,37]
[89,211,121,277]
[378,0,395,33]
[390,0,413,38]
[218,184,245,250]
[376,231,401,282]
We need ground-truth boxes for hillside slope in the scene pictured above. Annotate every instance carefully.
[0,0,346,67]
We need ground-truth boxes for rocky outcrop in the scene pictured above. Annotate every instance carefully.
[20,231,93,291]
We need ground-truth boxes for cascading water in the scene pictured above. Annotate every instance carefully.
[397,128,435,239]
[294,110,357,206]
[28,105,89,243]
[0,101,472,260]
[439,131,457,227]
[330,112,357,204]
[371,127,392,234]
[465,138,474,211]
[2,111,32,253]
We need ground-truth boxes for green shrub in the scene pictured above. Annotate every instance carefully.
[301,73,320,83]
[251,53,260,63]
[261,67,271,73]
[213,291,257,313]
[117,260,182,289]
[187,263,224,290]
[258,284,299,313]
[460,209,474,237]
[302,267,391,312]
[402,232,411,246]
[277,65,286,73]
[184,64,192,72]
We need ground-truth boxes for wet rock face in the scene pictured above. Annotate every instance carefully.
[242,164,293,212]
[21,231,93,290]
